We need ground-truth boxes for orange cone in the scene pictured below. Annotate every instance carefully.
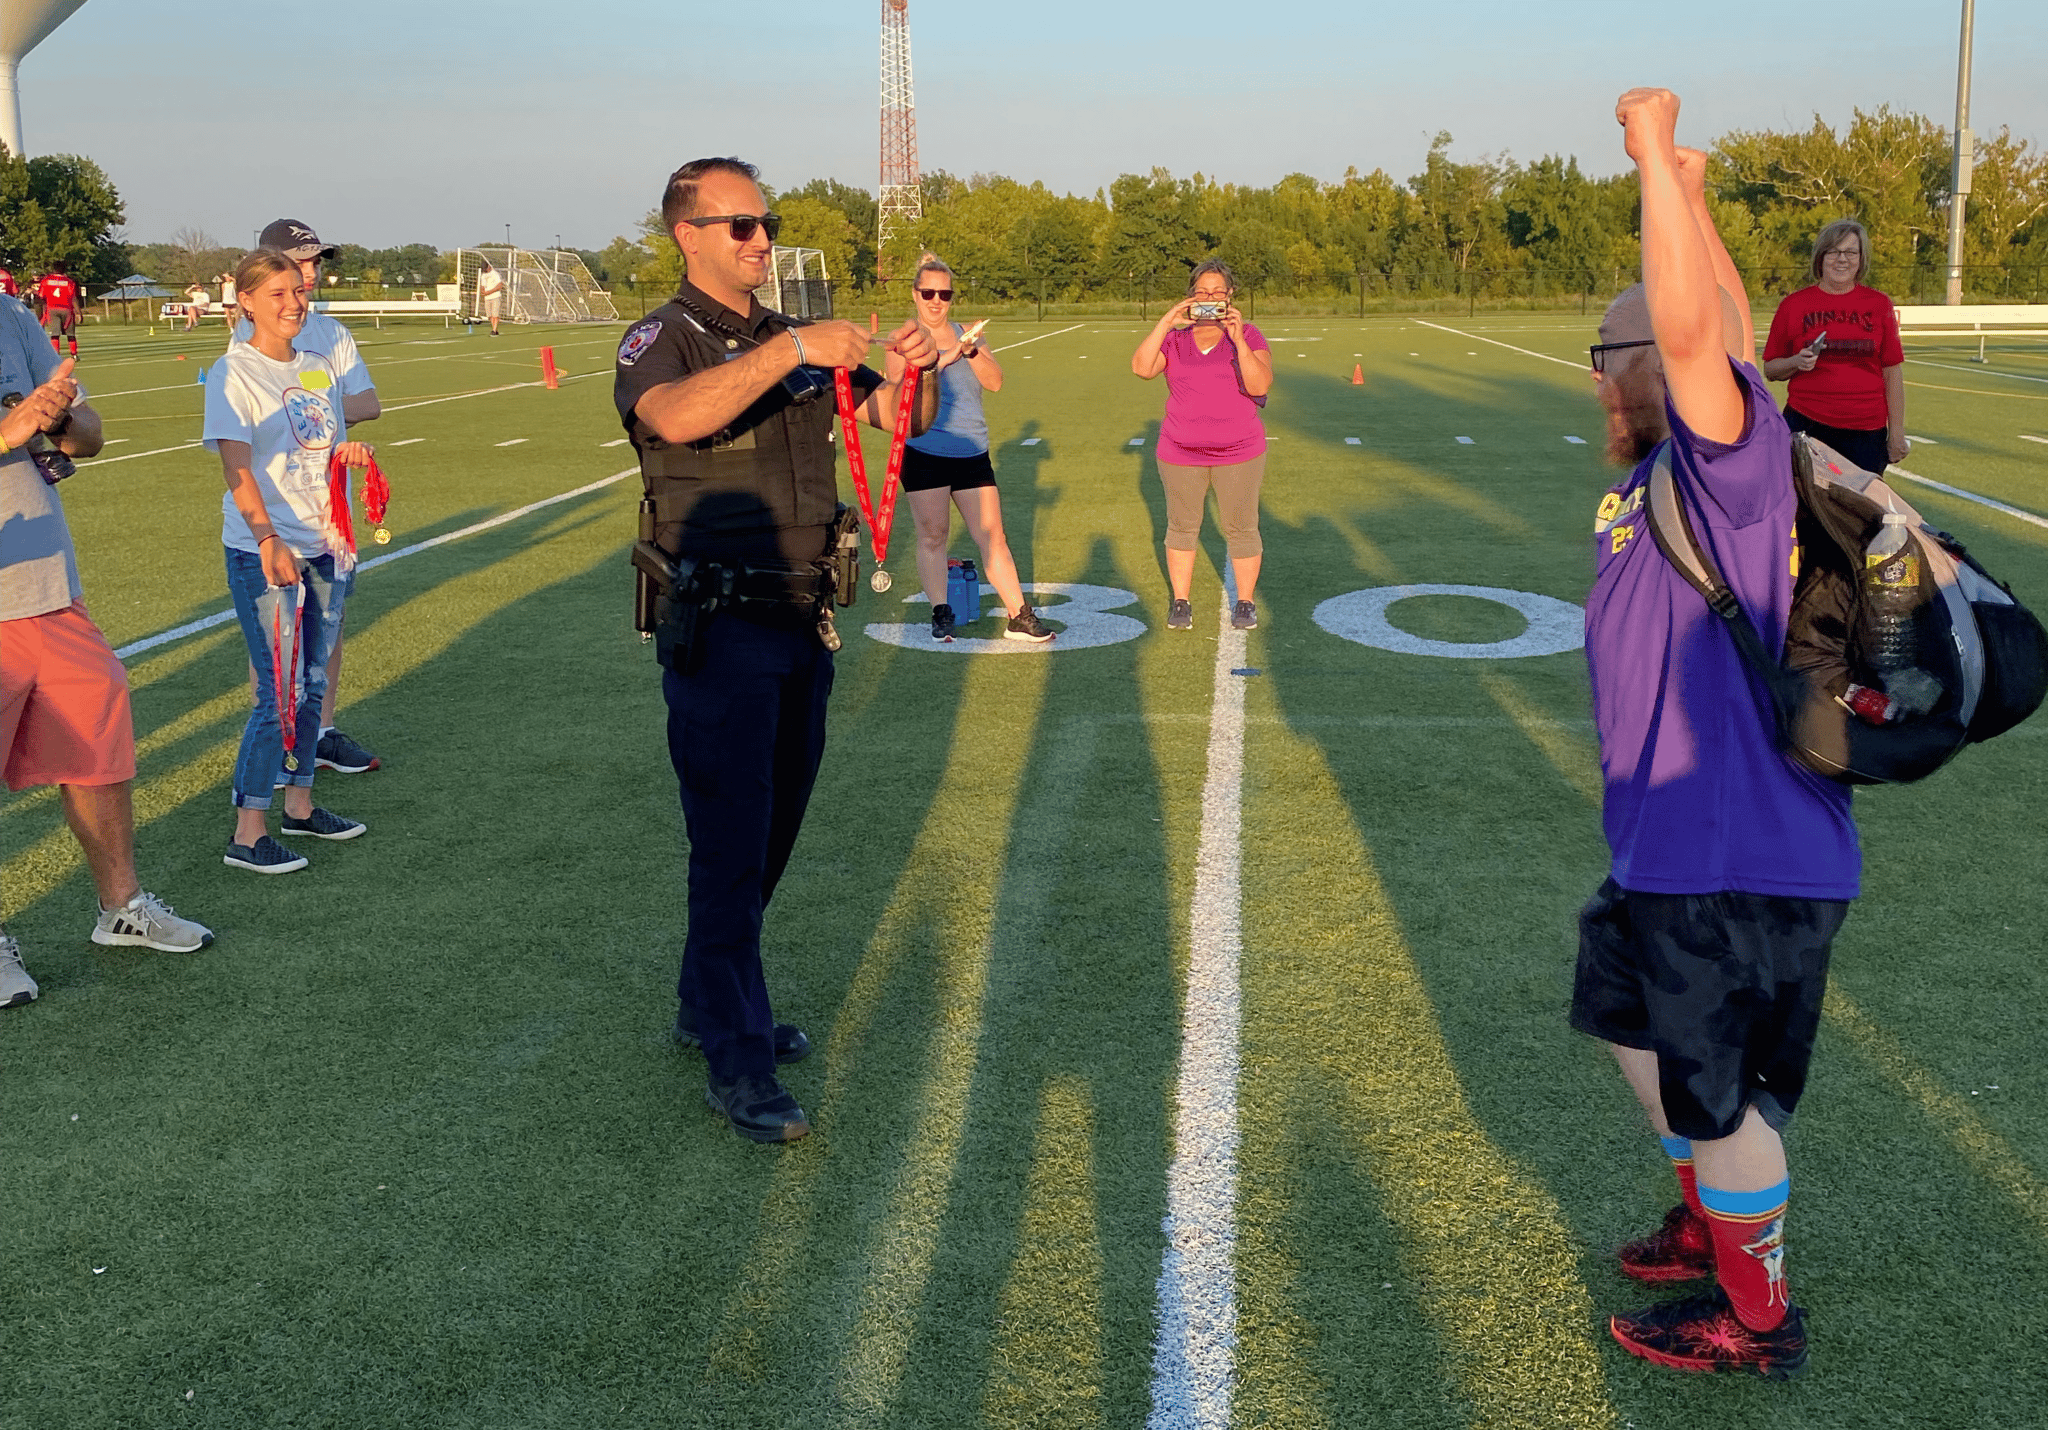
[540,346,559,390]
[1351,363,1364,386]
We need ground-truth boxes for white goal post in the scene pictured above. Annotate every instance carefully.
[754,246,833,319]
[455,247,619,324]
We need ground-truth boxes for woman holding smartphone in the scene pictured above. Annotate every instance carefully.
[1760,219,1906,473]
[203,248,373,873]
[1130,259,1273,630]
[885,255,1052,643]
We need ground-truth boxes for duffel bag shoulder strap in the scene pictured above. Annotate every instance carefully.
[1642,443,1809,737]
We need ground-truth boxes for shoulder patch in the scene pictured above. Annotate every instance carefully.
[618,320,663,367]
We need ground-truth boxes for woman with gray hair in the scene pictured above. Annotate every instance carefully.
[1130,259,1273,630]
[1760,218,1907,473]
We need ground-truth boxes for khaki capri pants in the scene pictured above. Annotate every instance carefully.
[1159,455,1265,558]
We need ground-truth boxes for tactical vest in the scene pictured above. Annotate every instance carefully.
[633,298,839,557]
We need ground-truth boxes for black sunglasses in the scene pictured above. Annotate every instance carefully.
[683,212,782,243]
[1589,339,1655,373]
[916,287,954,301]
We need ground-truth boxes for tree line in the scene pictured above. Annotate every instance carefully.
[7,108,2047,307]
[592,107,2047,305]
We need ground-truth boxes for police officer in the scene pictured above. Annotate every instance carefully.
[615,156,939,1143]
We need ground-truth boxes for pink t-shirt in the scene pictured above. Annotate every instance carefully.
[1156,324,1269,465]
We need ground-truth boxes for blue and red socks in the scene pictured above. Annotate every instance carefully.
[1698,1178,1791,1330]
[1660,1135,1706,1218]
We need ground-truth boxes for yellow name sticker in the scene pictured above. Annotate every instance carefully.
[299,370,332,390]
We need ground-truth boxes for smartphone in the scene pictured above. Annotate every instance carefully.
[959,318,990,347]
[1805,330,1828,354]
[1189,301,1228,321]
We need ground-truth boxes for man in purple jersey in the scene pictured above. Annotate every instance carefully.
[1570,88,1860,1379]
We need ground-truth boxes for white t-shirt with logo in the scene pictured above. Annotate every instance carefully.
[231,310,373,398]
[202,345,348,558]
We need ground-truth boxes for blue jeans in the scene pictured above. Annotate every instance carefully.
[225,546,345,809]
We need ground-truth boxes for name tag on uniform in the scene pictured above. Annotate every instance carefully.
[300,370,332,390]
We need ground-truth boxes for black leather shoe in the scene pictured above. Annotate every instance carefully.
[704,1074,811,1143]
[674,1012,811,1065]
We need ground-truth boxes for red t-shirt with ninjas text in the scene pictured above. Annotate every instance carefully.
[37,274,79,311]
[1761,283,1903,430]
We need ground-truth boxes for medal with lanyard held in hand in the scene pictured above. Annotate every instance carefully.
[325,452,395,563]
[270,579,306,772]
[834,361,922,594]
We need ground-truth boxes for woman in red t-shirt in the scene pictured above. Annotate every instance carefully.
[1760,219,1907,473]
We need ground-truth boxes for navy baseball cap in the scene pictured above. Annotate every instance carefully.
[259,219,339,262]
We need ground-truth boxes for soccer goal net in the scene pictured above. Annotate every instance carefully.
[455,248,619,324]
[754,246,833,319]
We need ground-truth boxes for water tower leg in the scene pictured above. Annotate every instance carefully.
[1,56,23,158]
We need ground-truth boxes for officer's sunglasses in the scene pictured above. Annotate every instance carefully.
[1589,338,1656,373]
[684,212,782,243]
[916,287,954,302]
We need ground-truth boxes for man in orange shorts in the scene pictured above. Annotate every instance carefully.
[1,293,214,1008]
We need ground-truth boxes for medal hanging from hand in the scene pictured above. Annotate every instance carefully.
[327,453,395,563]
[271,581,304,772]
[834,365,920,593]
[363,458,392,546]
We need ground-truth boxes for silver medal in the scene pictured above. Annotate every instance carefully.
[870,569,893,593]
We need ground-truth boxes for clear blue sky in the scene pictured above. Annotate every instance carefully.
[17,0,2047,252]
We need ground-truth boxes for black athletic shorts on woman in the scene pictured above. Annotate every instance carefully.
[899,446,996,494]
[1570,877,1849,1142]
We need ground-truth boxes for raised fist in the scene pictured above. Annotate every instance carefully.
[1616,87,1681,165]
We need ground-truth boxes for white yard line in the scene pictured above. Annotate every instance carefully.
[494,438,529,447]
[1147,573,1247,1430]
[1413,319,1585,370]
[2019,434,2048,446]
[990,323,1088,353]
[77,441,202,467]
[1889,467,2048,532]
[1906,358,2048,386]
[112,468,637,660]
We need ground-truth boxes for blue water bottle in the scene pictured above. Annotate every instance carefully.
[944,560,968,623]
[949,558,979,626]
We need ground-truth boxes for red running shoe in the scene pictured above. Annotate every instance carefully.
[1618,1202,1715,1283]
[1609,1288,1808,1378]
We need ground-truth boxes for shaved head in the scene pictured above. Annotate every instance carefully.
[1601,284,1651,344]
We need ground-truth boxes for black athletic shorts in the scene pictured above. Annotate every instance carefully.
[1783,406,1889,477]
[900,446,996,494]
[1570,877,1850,1141]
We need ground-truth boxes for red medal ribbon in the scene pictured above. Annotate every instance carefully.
[833,365,920,565]
[326,454,393,561]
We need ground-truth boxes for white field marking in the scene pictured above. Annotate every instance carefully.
[1906,358,2048,385]
[1147,570,1245,1430]
[1409,352,1420,356]
[601,437,629,447]
[87,380,211,399]
[990,322,1091,354]
[1414,319,1584,369]
[1564,435,1587,444]
[111,467,638,661]
[1906,435,1939,444]
[76,441,202,467]
[102,438,129,445]
[1129,437,1146,446]
[378,369,599,414]
[1020,437,1042,446]
[1344,437,1362,445]
[388,438,426,447]
[1079,355,1090,359]
[1468,351,1478,355]
[494,438,529,447]
[1456,436,1476,444]
[2021,434,2048,445]
[1889,467,2048,532]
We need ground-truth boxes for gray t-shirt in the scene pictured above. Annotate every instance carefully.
[0,296,83,621]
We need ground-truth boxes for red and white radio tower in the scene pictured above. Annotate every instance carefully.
[876,0,922,282]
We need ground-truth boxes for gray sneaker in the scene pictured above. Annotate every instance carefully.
[281,807,367,841]
[1167,598,1194,630]
[224,835,309,874]
[0,930,37,1008]
[1003,604,1055,643]
[92,891,215,953]
[1231,600,1259,630]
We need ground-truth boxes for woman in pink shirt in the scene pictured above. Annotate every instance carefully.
[1131,260,1274,630]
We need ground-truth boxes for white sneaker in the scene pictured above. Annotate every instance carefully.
[91,892,215,953]
[1,930,38,1007]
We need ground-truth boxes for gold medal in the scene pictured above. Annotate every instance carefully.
[283,752,299,772]
[374,527,391,545]
[871,569,893,593]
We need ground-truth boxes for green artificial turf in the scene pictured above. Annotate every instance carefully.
[2,313,2043,1428]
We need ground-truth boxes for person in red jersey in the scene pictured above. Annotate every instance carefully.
[1760,219,1906,475]
[36,270,80,358]
[0,268,18,298]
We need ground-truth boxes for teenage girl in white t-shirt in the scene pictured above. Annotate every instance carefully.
[203,248,374,873]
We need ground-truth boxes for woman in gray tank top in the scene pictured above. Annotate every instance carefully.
[885,256,1052,643]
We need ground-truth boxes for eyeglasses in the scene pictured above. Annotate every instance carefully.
[1589,339,1655,373]
[1822,248,1862,261]
[682,212,782,243]
[916,287,954,301]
